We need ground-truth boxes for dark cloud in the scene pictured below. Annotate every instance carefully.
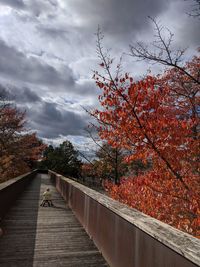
[0,39,75,88]
[0,82,88,139]
[25,0,59,17]
[178,18,200,48]
[0,83,41,104]
[33,0,174,47]
[0,0,198,146]
[74,80,98,97]
[47,0,58,8]
[67,0,171,40]
[12,87,41,103]
[0,84,9,99]
[37,25,69,40]
[29,102,88,138]
[0,0,25,9]
[20,87,41,102]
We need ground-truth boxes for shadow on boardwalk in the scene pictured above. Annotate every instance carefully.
[0,173,108,267]
[0,174,41,266]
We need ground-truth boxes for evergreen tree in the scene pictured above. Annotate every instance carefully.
[41,141,82,178]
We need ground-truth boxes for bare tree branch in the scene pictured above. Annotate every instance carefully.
[186,0,200,18]
[78,150,95,166]
[129,17,200,85]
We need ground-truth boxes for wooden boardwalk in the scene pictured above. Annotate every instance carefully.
[0,173,108,267]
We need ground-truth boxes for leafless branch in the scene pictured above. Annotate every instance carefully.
[129,17,200,85]
[78,150,95,166]
[186,0,200,18]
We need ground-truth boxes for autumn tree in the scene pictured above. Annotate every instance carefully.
[91,28,200,237]
[0,96,45,182]
[129,18,200,175]
[80,124,151,185]
[80,142,149,188]
[94,143,150,183]
[83,126,128,184]
[95,143,126,184]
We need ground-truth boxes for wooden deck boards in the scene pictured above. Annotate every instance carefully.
[0,174,108,267]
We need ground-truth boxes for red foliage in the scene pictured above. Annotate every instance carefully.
[0,106,46,181]
[81,163,96,177]
[93,54,200,237]
[104,172,200,237]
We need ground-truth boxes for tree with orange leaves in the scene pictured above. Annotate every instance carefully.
[0,96,45,182]
[92,29,200,237]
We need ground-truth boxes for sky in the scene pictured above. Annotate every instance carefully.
[0,0,199,154]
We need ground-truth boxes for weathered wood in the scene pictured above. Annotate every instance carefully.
[50,171,200,267]
[0,173,108,266]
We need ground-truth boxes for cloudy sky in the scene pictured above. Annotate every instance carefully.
[0,0,199,152]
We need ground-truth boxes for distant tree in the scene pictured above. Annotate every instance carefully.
[80,126,128,185]
[0,95,45,182]
[127,159,152,176]
[94,143,126,185]
[41,141,82,178]
[80,140,150,186]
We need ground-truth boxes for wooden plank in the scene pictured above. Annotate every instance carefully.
[0,173,108,266]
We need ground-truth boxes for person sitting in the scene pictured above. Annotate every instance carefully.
[40,188,54,207]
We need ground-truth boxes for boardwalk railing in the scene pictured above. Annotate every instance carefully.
[49,170,200,267]
[0,170,37,218]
